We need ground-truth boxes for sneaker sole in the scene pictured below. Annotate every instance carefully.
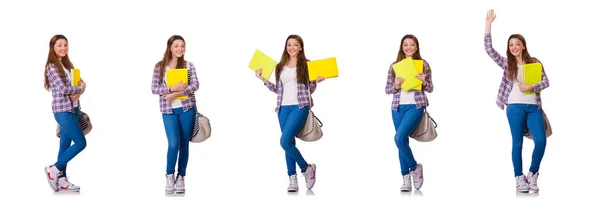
[307,164,316,190]
[287,188,299,192]
[400,188,411,192]
[44,167,58,192]
[59,189,80,192]
[174,190,185,194]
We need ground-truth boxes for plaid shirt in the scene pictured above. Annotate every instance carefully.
[47,63,83,113]
[151,61,199,114]
[265,80,317,113]
[484,34,550,110]
[385,60,434,111]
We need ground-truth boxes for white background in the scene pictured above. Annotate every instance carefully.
[0,0,598,208]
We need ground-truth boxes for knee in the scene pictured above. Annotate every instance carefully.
[280,137,294,151]
[168,140,180,151]
[534,138,547,147]
[512,140,523,149]
[76,140,87,150]
[394,133,408,147]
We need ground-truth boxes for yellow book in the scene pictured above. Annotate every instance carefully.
[307,57,339,81]
[71,68,80,86]
[248,49,277,80]
[523,62,542,94]
[166,68,189,100]
[413,60,424,91]
[392,57,422,91]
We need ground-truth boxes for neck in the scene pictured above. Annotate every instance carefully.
[58,57,62,62]
[516,56,525,64]
[169,57,178,66]
[287,56,297,65]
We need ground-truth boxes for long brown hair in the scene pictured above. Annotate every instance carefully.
[391,34,423,77]
[506,34,535,81]
[44,34,74,91]
[156,35,187,84]
[274,34,309,85]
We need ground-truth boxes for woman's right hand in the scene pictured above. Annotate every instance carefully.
[171,81,188,92]
[255,68,264,79]
[80,80,87,91]
[485,9,496,33]
[394,77,404,89]
[256,68,267,83]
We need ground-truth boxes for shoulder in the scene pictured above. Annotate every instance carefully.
[187,61,195,68]
[531,57,541,63]
[420,59,431,70]
[47,63,57,70]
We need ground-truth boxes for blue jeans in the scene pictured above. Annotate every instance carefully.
[278,105,309,176]
[506,104,547,176]
[54,108,87,175]
[392,104,424,175]
[162,107,196,176]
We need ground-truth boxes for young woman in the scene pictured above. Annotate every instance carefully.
[255,34,325,192]
[151,35,199,194]
[385,34,433,192]
[44,34,87,192]
[484,10,550,193]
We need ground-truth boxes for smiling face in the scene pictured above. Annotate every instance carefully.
[508,38,524,58]
[53,39,68,59]
[170,39,185,59]
[286,38,302,58]
[402,38,417,58]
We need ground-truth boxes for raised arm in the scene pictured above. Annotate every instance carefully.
[309,81,317,93]
[255,68,277,93]
[484,9,508,69]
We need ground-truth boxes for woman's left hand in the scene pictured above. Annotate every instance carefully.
[518,82,533,93]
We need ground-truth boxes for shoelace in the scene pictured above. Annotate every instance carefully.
[63,177,76,186]
[402,176,411,185]
[167,176,176,186]
[528,176,537,185]
[518,177,528,187]
[176,177,185,187]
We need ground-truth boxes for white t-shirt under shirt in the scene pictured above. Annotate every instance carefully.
[63,67,79,108]
[166,67,183,108]
[507,64,536,104]
[399,90,416,104]
[281,66,299,105]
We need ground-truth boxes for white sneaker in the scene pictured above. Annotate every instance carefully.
[44,165,61,192]
[175,175,185,193]
[400,174,412,192]
[165,174,175,194]
[410,163,424,190]
[287,174,299,192]
[515,175,530,192]
[302,163,316,190]
[58,177,80,192]
[527,172,539,192]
